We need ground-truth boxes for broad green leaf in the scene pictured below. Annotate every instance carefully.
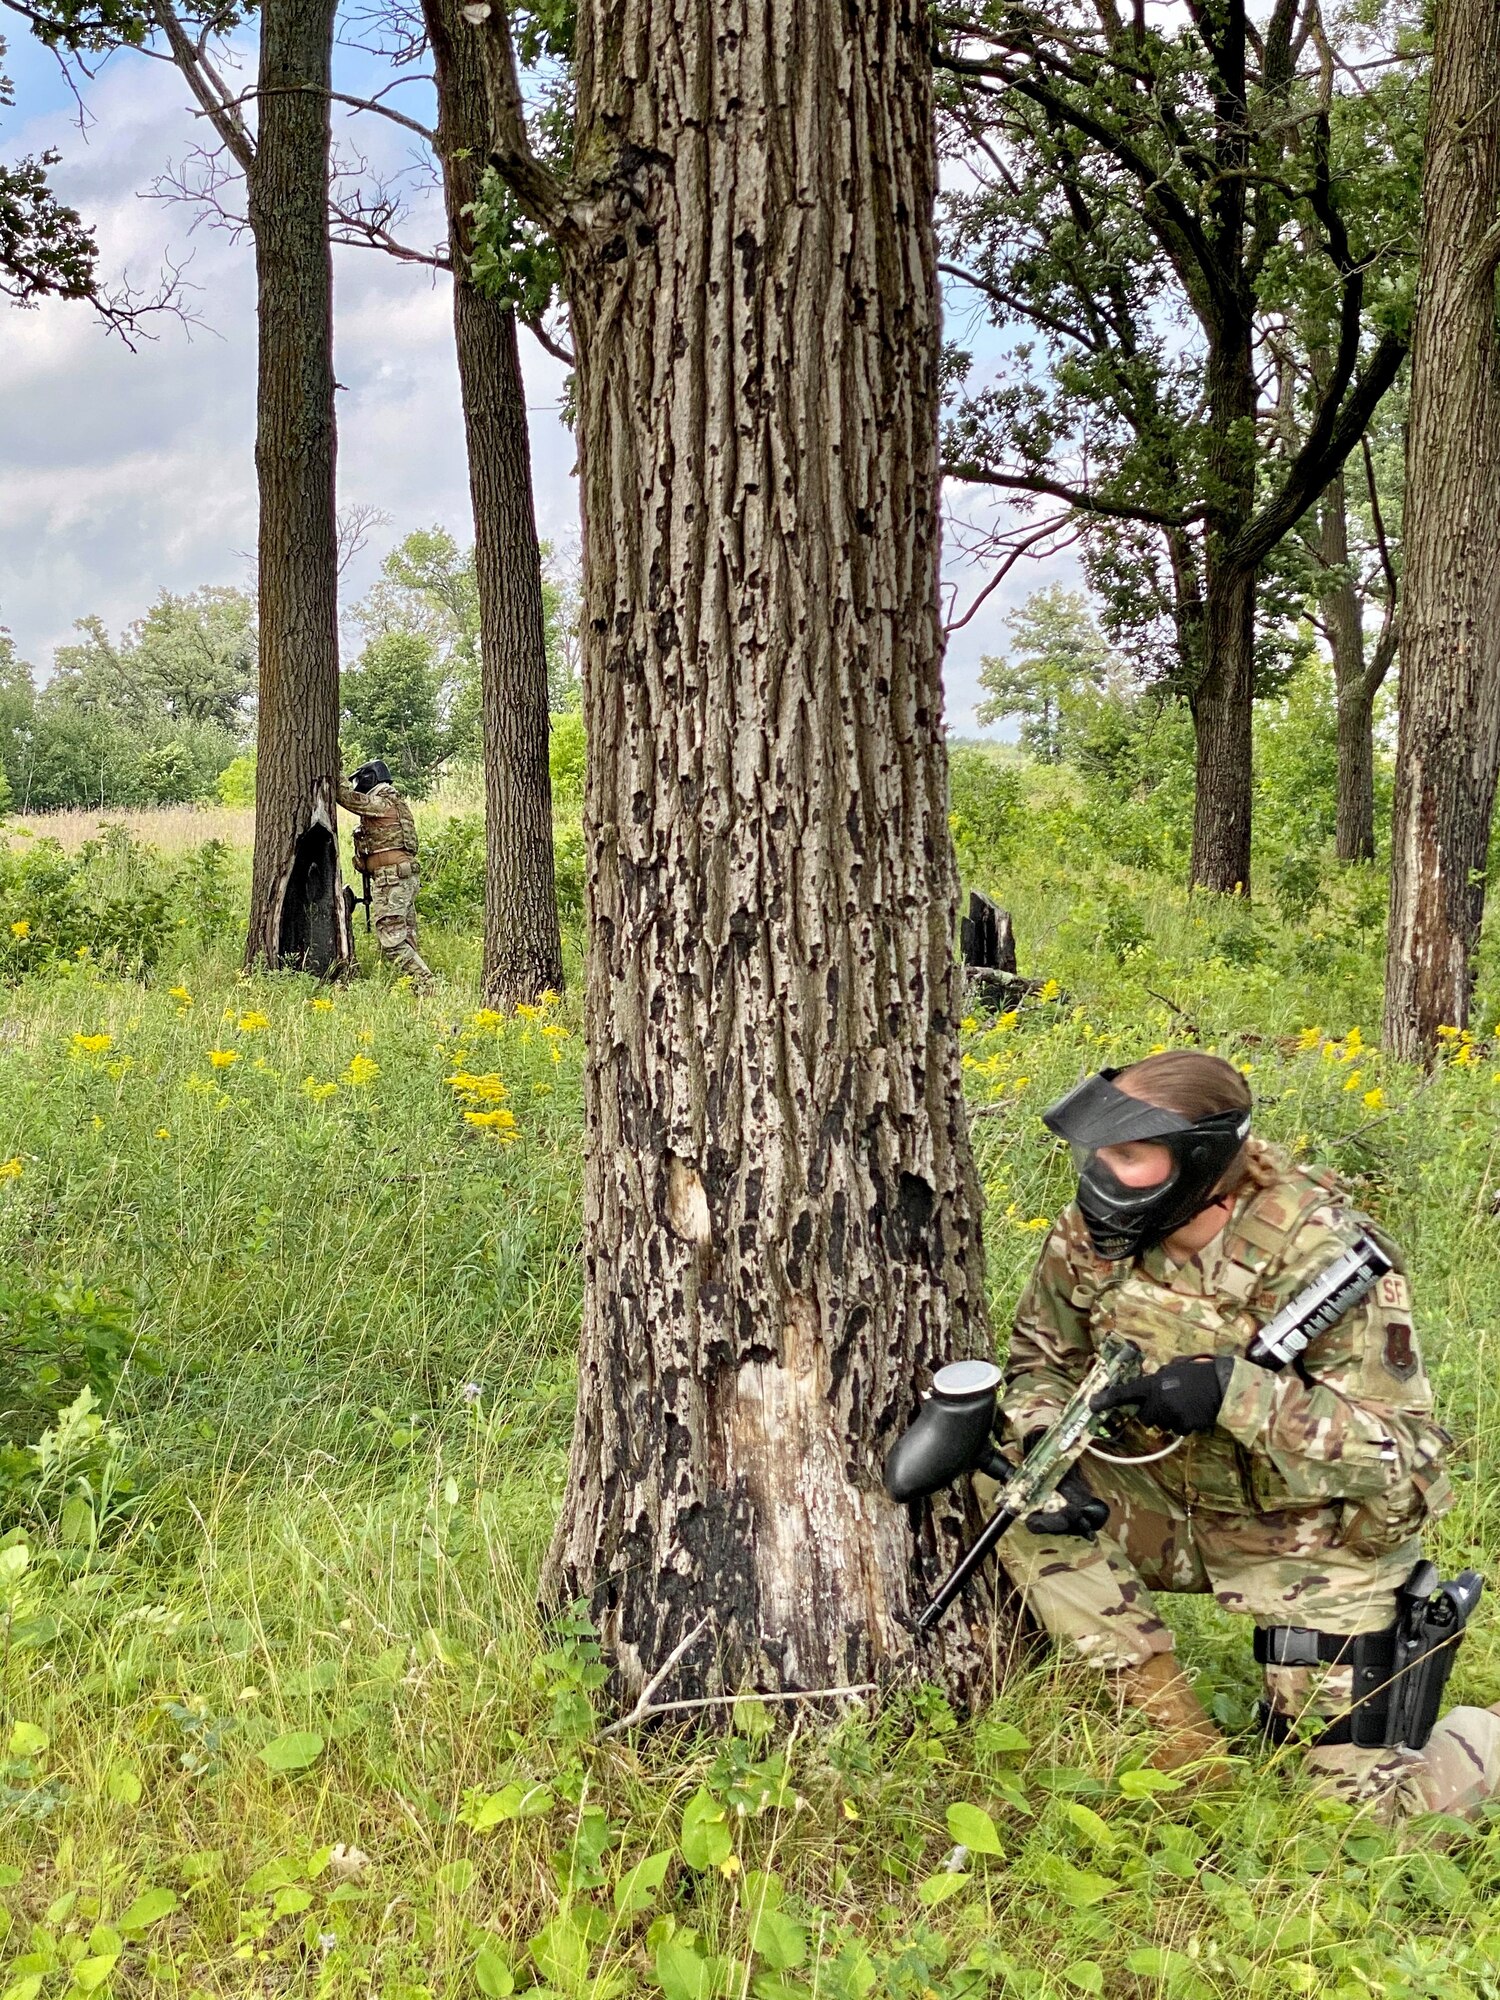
[474,1942,515,1997]
[653,1938,725,2000]
[9,1617,57,1651]
[1035,1857,1118,1909]
[258,1731,324,1774]
[244,1858,301,1895]
[1118,1767,1183,1799]
[916,1870,969,1907]
[1125,1947,1194,1979]
[993,1771,1033,1817]
[118,1886,177,1930]
[58,1496,94,1546]
[530,1913,590,1988]
[0,1543,29,1588]
[749,1907,806,1972]
[272,1886,313,1917]
[106,1764,142,1807]
[7,1722,46,1758]
[71,1955,119,1995]
[1063,1964,1104,1997]
[435,1860,475,1897]
[614,1848,672,1914]
[2,1976,42,2000]
[460,1782,554,1830]
[0,1866,21,1889]
[944,1802,1003,1856]
[678,1787,732,1871]
[86,1928,121,1958]
[975,1719,1030,1755]
[1064,1803,1116,1851]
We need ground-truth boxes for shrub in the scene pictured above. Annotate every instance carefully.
[550,713,586,813]
[948,745,1024,887]
[216,752,257,807]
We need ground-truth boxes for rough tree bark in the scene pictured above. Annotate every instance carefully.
[478,0,997,1702]
[1384,0,1500,1059]
[1313,468,1399,865]
[424,0,563,1005]
[242,0,351,974]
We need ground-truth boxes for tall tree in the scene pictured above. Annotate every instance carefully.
[1384,0,1500,1058]
[423,0,562,1003]
[238,0,348,973]
[937,0,1416,893]
[0,33,98,307]
[477,0,995,1700]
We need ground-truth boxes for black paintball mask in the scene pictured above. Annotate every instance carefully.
[351,760,392,792]
[1042,1067,1251,1261]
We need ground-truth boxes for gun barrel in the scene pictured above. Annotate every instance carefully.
[915,1505,1021,1631]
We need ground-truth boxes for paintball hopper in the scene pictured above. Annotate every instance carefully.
[885,1359,1004,1503]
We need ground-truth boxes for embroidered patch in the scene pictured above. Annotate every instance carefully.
[1384,1320,1417,1379]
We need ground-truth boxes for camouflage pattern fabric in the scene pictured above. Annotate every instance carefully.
[996,1149,1500,1821]
[337,779,434,991]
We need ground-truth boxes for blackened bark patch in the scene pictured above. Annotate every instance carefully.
[278,823,339,974]
[896,1172,935,1259]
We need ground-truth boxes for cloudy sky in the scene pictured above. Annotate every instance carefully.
[0,24,1070,733]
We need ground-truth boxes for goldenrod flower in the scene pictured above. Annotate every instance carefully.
[155,1128,170,1140]
[9,920,28,939]
[1362,1088,1384,1111]
[238,1011,270,1033]
[514,1002,541,1021]
[469,1009,506,1032]
[540,1023,569,1041]
[959,1016,978,1034]
[71,1032,112,1056]
[169,985,193,1005]
[301,1076,338,1101]
[0,1157,23,1179]
[1343,1069,1362,1092]
[208,1048,240,1069]
[446,1069,507,1103]
[344,1053,379,1088]
[1038,978,1061,1002]
[310,997,333,1013]
[1297,1026,1321,1051]
[463,1107,518,1138]
[539,990,561,1008]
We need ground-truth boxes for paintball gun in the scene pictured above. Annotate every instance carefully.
[885,1335,1142,1632]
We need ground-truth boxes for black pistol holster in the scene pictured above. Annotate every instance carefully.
[1255,1560,1483,1752]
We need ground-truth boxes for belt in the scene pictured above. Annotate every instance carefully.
[1253,1626,1360,1668]
[364,848,412,870]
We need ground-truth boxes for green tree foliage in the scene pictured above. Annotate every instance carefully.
[352,527,578,766]
[48,589,256,729]
[341,631,444,796]
[1,34,98,307]
[977,586,1123,761]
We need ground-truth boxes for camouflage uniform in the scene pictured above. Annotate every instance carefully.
[998,1149,1500,1821]
[337,778,434,991]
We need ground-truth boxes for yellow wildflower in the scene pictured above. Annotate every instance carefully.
[540,1023,569,1040]
[1343,1069,1362,1092]
[357,1028,374,1045]
[1236,1061,1253,1076]
[1436,1025,1459,1042]
[1038,978,1061,1002]
[71,1033,112,1057]
[344,1053,380,1088]
[446,1069,507,1104]
[1362,1088,1385,1111]
[551,1047,562,1065]
[1148,1043,1169,1055]
[463,1108,518,1138]
[1454,1043,1477,1068]
[75,945,89,960]
[169,985,193,1006]
[238,1011,270,1033]
[539,990,561,1008]
[1298,1027,1321,1051]
[105,1058,132,1080]
[469,1009,506,1032]
[9,920,28,939]
[208,1048,240,1069]
[155,1128,170,1141]
[91,1115,104,1132]
[1343,1026,1364,1056]
[0,1157,22,1179]
[514,1002,542,1022]
[310,997,333,1013]
[996,1010,1019,1033]
[301,1076,338,1102]
[960,1016,978,1035]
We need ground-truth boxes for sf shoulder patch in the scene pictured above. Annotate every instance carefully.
[1384,1320,1418,1380]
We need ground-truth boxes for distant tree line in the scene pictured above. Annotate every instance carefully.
[0,527,579,813]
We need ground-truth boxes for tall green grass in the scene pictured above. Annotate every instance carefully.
[0,837,1496,1999]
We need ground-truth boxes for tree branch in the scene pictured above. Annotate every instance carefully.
[149,0,254,176]
[465,0,569,239]
[523,312,574,366]
[941,461,1206,529]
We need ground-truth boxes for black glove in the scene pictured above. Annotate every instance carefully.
[1026,1463,1110,1540]
[1090,1355,1233,1435]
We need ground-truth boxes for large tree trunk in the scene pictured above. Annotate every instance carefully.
[1384,0,1500,1060]
[483,0,996,1702]
[243,0,351,975]
[1190,334,1257,895]
[425,0,563,1005]
[1317,472,1378,863]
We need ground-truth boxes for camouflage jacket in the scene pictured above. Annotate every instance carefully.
[1004,1152,1453,1552]
[337,780,419,871]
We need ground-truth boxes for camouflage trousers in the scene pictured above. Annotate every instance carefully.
[996,1446,1500,1823]
[368,862,434,992]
